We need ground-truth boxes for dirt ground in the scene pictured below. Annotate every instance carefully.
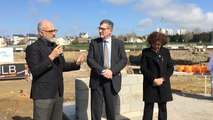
[0,50,212,120]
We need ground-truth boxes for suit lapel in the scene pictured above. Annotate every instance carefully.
[111,39,115,64]
[37,38,52,57]
[97,38,104,62]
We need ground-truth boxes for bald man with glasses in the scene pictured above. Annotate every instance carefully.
[25,20,84,120]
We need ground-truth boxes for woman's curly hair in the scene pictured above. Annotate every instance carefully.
[147,31,168,46]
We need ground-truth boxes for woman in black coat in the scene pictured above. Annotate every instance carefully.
[140,31,174,120]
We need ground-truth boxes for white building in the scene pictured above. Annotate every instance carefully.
[79,32,89,38]
[26,34,38,45]
[0,37,8,47]
[156,28,174,35]
[11,34,26,45]
[127,37,146,43]
[55,37,70,45]
[177,29,187,35]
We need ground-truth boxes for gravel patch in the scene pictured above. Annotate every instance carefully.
[165,93,213,120]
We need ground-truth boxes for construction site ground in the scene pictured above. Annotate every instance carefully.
[0,50,212,120]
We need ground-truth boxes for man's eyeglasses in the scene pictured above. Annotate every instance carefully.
[98,27,109,31]
[42,29,58,33]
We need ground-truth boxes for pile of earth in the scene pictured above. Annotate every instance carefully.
[128,49,211,66]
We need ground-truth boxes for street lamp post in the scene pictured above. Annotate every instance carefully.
[211,28,213,44]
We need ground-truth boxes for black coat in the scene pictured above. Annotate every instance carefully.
[87,38,127,93]
[140,47,174,102]
[25,38,80,99]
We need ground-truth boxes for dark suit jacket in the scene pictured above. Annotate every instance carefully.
[140,47,174,102]
[25,38,80,99]
[87,37,127,93]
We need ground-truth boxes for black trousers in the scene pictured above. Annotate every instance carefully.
[91,79,118,120]
[142,102,167,120]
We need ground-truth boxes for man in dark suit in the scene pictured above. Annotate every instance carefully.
[25,20,84,120]
[87,19,127,120]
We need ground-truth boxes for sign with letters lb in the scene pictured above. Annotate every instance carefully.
[0,63,27,80]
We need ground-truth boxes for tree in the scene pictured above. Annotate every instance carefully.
[183,32,193,42]
[192,27,202,34]
[126,33,137,40]
[200,32,211,43]
[117,35,127,42]
[17,38,27,45]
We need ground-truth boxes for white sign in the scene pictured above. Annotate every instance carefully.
[0,48,14,62]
